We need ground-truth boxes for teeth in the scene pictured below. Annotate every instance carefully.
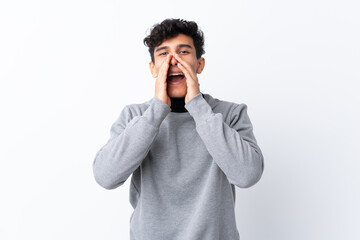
[168,73,184,76]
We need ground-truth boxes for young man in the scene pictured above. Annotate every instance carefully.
[93,18,264,240]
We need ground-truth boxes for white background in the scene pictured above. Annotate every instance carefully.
[1,0,359,239]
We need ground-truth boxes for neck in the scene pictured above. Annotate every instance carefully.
[170,93,205,112]
[170,97,187,112]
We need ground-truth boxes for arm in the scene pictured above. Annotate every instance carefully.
[92,97,171,190]
[94,53,173,190]
[185,93,264,188]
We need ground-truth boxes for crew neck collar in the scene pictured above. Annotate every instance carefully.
[146,92,216,111]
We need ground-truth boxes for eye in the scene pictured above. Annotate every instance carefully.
[159,52,168,56]
[179,50,189,54]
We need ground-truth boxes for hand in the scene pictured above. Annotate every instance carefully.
[173,54,200,104]
[154,55,171,107]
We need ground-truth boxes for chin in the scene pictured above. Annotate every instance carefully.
[167,89,186,98]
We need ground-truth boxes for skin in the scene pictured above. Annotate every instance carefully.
[149,34,205,107]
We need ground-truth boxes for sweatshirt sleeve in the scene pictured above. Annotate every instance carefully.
[185,93,264,188]
[93,96,171,190]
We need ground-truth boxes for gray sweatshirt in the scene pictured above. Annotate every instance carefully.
[93,92,264,240]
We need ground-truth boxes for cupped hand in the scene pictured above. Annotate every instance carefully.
[155,55,172,107]
[173,54,200,104]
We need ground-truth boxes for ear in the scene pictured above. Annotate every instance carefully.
[149,61,158,78]
[196,57,205,74]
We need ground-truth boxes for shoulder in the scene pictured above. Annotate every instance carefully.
[114,98,152,124]
[203,93,247,118]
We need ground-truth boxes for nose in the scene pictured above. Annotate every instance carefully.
[170,55,178,66]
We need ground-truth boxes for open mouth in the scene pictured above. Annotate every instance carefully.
[167,72,185,83]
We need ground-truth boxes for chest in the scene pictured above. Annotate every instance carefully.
[143,114,214,184]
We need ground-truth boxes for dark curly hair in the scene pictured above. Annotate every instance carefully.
[143,18,205,63]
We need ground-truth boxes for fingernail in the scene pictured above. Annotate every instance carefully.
[178,63,182,67]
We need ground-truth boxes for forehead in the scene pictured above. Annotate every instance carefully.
[155,34,195,50]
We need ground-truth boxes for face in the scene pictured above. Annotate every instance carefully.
[149,34,205,98]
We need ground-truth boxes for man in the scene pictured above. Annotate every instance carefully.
[93,18,264,240]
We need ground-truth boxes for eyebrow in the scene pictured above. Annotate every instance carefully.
[155,44,193,53]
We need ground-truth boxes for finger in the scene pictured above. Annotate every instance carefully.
[158,55,172,82]
[174,54,197,80]
[156,55,170,83]
[177,62,198,86]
